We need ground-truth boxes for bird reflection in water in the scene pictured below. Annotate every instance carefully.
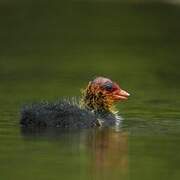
[87,129,128,180]
[20,127,128,180]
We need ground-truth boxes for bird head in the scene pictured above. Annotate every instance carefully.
[81,77,130,113]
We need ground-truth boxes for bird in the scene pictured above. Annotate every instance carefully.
[20,77,130,129]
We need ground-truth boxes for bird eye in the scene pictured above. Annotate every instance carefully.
[103,82,113,91]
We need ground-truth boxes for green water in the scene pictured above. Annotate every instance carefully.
[0,1,180,180]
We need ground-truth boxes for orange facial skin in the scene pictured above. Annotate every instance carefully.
[81,77,130,113]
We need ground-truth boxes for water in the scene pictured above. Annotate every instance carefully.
[0,1,180,180]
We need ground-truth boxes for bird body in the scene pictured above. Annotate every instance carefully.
[20,77,129,129]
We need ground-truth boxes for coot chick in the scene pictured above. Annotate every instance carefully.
[20,77,130,128]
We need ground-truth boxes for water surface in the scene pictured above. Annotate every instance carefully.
[0,1,180,180]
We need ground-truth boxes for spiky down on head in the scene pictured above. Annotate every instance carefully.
[81,77,130,113]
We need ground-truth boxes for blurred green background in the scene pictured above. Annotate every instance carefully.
[0,0,180,180]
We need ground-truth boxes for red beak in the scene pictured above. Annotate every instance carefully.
[113,89,130,101]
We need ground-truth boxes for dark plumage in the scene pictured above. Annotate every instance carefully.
[21,100,98,128]
[20,77,130,129]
